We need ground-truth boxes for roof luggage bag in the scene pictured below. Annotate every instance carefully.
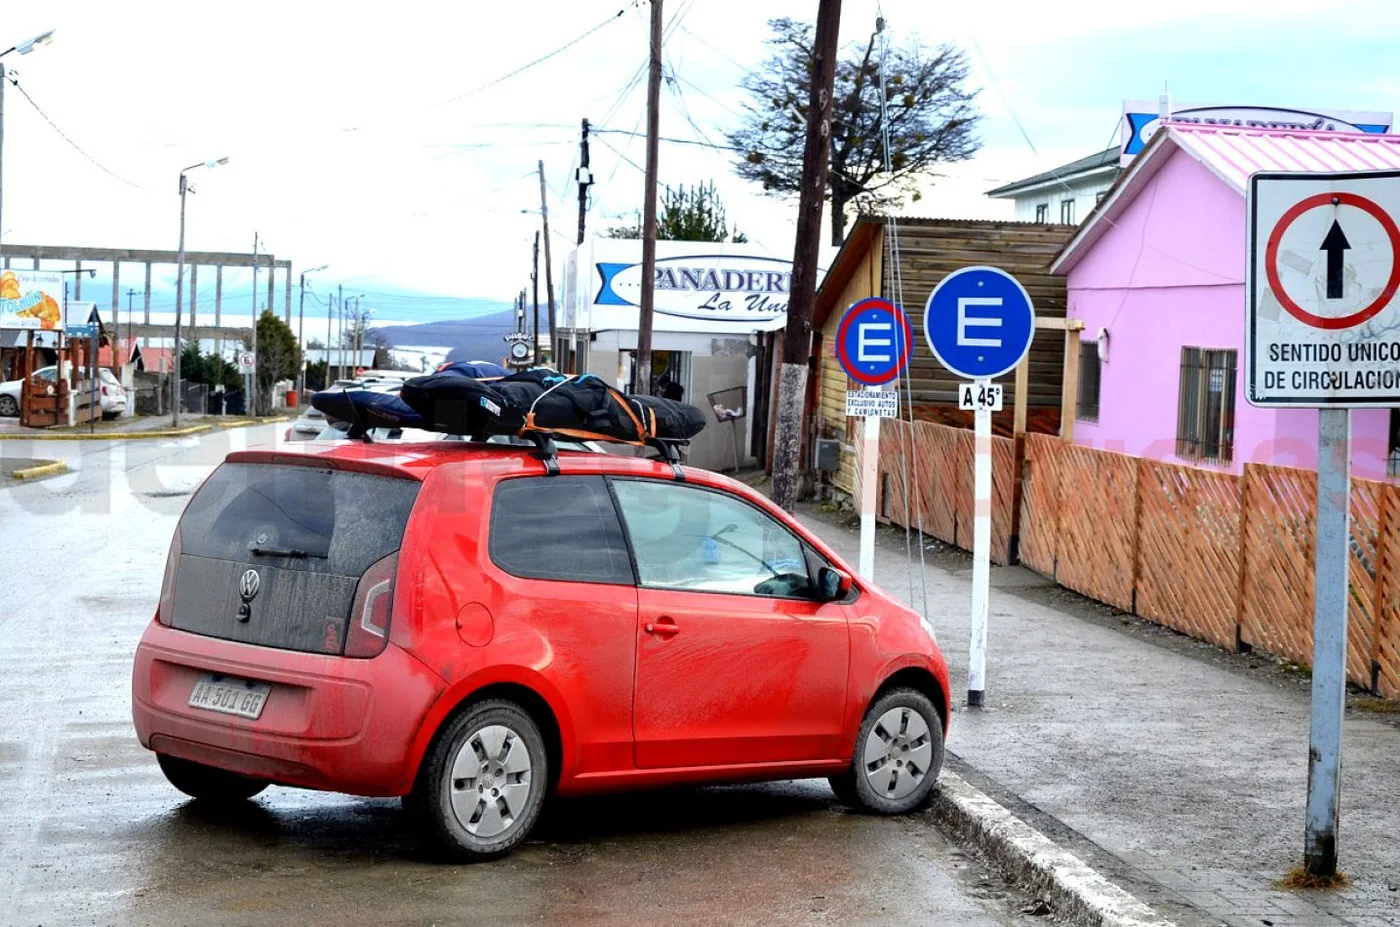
[399,372,506,437]
[435,360,510,379]
[628,395,706,440]
[310,389,426,430]
[525,374,649,444]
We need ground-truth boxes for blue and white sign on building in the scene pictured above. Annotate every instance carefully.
[834,297,913,386]
[923,266,1035,381]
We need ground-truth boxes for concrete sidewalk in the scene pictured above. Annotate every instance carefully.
[0,413,285,440]
[799,507,1400,927]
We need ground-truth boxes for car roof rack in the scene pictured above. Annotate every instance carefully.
[514,429,688,480]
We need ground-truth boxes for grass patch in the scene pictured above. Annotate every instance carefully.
[1351,696,1400,714]
[1277,865,1351,890]
[1279,660,1313,678]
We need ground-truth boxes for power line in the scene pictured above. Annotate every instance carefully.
[6,77,145,190]
[443,8,631,105]
[594,126,740,151]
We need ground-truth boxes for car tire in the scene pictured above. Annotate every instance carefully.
[0,395,17,417]
[833,688,944,815]
[409,699,548,861]
[156,753,268,803]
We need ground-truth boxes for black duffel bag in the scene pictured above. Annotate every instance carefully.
[400,373,507,436]
[628,394,706,440]
[525,374,648,443]
[310,388,426,430]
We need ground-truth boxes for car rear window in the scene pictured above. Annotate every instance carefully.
[489,476,633,584]
[178,462,420,575]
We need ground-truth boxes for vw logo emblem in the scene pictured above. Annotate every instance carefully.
[239,569,261,602]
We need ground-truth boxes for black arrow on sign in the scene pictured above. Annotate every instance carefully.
[1320,219,1350,299]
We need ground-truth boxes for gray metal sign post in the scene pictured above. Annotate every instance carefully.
[1307,409,1349,874]
[1246,170,1400,877]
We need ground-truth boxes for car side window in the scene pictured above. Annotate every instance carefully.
[489,475,634,585]
[609,479,812,598]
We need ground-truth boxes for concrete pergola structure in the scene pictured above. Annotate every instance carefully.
[0,244,294,352]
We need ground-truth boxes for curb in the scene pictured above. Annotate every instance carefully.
[0,415,285,441]
[11,460,68,481]
[932,771,1176,927]
[0,424,213,441]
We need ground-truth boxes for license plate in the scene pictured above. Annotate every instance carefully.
[188,674,271,720]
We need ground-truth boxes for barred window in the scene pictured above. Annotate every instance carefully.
[1077,341,1101,422]
[1176,348,1236,464]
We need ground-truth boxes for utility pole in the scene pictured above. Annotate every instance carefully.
[537,160,558,370]
[532,231,541,362]
[1,62,6,258]
[126,288,136,357]
[634,0,664,397]
[771,0,842,512]
[297,273,307,398]
[577,118,592,245]
[336,283,344,380]
[250,233,259,415]
[325,286,335,389]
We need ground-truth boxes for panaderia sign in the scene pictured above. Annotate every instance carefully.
[567,238,796,334]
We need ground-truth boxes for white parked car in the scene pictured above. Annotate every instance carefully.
[0,366,125,419]
[285,405,327,440]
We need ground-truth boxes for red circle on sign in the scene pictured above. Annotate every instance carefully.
[1264,191,1400,330]
[835,297,914,385]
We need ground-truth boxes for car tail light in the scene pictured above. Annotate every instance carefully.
[345,552,397,658]
[101,385,111,396]
[156,530,181,626]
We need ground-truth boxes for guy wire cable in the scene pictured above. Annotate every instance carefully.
[875,7,932,624]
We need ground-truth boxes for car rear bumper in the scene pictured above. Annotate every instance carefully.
[132,621,447,796]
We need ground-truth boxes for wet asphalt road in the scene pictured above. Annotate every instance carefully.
[0,428,1037,926]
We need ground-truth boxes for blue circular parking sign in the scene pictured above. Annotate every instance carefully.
[834,298,913,385]
[923,266,1035,380]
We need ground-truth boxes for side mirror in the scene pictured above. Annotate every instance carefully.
[817,566,853,602]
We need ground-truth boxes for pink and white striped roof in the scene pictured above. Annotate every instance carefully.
[1052,124,1400,274]
[1170,123,1400,193]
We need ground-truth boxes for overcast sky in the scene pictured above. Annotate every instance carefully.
[5,0,1400,324]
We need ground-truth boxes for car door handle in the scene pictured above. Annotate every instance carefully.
[644,617,680,639]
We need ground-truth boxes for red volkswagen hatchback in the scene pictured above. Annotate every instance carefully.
[131,440,951,859]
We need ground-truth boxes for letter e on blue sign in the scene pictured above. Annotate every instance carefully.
[835,298,913,385]
[924,266,1035,380]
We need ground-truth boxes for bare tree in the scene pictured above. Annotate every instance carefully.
[729,18,981,244]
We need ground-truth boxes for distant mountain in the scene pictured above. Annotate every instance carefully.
[368,309,524,365]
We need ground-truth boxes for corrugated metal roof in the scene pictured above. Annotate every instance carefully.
[1170,124,1400,193]
[1052,124,1400,275]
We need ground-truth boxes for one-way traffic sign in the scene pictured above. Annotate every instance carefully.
[1248,171,1400,407]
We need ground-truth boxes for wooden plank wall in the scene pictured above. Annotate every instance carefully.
[881,220,1075,407]
[818,219,1074,499]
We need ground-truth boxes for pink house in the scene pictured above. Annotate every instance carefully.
[1051,123,1400,480]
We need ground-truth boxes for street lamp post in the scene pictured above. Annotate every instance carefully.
[172,157,229,427]
[0,29,56,255]
[297,264,328,400]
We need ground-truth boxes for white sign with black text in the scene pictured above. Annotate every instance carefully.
[958,382,1003,412]
[1247,170,1400,407]
[846,389,899,419]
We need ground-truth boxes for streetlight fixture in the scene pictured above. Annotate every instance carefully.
[0,29,57,254]
[298,263,328,399]
[172,156,229,427]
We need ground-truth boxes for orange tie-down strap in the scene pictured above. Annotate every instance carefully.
[520,377,654,446]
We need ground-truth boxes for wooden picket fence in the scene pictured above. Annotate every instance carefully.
[871,419,1016,565]
[869,421,1400,700]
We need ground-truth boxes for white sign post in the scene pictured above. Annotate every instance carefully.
[1246,170,1400,879]
[925,267,1035,708]
[835,298,913,584]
